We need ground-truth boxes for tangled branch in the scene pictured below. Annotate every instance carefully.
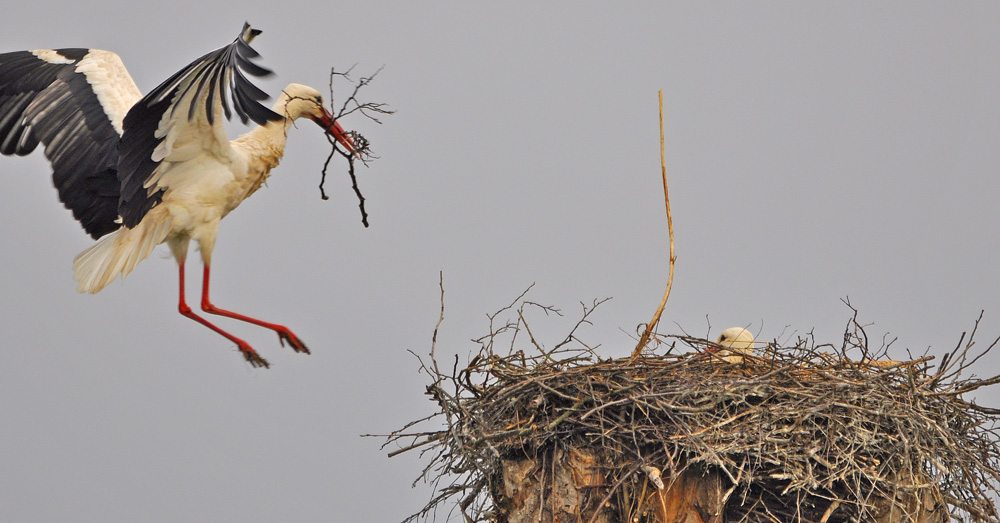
[320,65,394,227]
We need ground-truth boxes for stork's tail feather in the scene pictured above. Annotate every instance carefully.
[73,216,172,294]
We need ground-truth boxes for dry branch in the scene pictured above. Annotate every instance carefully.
[385,295,1000,523]
[319,65,394,227]
[634,89,676,358]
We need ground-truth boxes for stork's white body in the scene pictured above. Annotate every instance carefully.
[0,24,355,367]
[73,94,301,293]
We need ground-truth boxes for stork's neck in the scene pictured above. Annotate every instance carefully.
[234,113,295,171]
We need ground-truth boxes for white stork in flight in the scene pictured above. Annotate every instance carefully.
[0,23,355,368]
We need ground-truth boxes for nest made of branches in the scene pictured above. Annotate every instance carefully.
[386,291,1000,523]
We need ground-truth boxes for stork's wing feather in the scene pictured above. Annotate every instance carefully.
[0,48,141,239]
[117,23,281,228]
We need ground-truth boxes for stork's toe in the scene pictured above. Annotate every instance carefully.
[277,330,309,354]
[240,346,271,368]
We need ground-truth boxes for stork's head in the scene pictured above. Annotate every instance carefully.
[279,83,355,153]
[715,327,755,363]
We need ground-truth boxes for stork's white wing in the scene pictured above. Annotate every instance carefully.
[116,23,281,228]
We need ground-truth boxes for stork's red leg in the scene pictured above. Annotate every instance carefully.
[199,265,310,354]
[176,261,269,368]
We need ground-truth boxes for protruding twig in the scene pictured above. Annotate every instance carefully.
[633,90,676,358]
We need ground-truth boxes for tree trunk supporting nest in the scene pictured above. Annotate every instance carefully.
[495,448,948,523]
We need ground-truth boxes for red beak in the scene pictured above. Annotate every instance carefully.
[315,109,355,153]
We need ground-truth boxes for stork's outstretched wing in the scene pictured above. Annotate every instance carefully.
[0,48,141,239]
[117,23,282,228]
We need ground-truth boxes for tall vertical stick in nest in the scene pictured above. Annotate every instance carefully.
[632,90,676,359]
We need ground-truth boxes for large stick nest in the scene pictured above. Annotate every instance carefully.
[386,290,1000,523]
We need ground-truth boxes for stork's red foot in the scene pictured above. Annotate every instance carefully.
[276,329,309,354]
[237,342,271,368]
[240,345,271,369]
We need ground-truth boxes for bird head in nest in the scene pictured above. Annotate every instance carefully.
[712,327,755,363]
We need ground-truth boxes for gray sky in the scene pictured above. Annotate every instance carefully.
[2,2,999,521]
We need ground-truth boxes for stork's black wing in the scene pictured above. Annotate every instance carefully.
[0,48,139,239]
